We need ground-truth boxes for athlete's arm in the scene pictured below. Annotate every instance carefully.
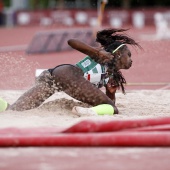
[105,77,117,104]
[68,39,113,64]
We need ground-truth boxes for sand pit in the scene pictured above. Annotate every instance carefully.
[0,89,170,129]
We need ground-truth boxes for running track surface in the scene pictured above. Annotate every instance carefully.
[0,26,170,170]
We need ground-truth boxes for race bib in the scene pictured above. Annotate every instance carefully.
[76,56,98,73]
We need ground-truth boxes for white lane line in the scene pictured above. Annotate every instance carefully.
[0,44,28,52]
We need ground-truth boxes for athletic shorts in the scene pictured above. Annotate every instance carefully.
[48,64,79,75]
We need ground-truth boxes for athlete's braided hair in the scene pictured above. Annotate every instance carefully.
[96,28,140,48]
[96,28,141,94]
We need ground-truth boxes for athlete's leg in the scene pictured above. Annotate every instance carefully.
[9,65,118,113]
[9,70,55,111]
[52,65,118,114]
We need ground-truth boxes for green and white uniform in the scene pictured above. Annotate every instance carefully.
[76,56,109,88]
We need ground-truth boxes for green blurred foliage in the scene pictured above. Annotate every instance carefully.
[29,0,49,9]
[2,0,170,9]
[3,0,11,7]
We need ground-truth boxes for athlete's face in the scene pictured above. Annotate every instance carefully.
[115,46,132,70]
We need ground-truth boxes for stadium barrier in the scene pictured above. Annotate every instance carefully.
[26,28,96,54]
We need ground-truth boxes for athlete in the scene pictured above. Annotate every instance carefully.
[0,28,141,115]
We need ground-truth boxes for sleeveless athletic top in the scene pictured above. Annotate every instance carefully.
[47,57,109,88]
[76,56,109,88]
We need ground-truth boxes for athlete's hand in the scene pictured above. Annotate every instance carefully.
[98,49,114,65]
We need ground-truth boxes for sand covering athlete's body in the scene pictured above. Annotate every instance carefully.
[0,28,141,115]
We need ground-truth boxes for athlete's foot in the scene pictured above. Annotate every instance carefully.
[72,106,97,116]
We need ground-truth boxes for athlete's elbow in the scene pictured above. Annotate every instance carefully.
[67,39,72,45]
[68,39,77,46]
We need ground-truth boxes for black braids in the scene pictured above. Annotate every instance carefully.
[107,60,126,94]
[109,51,128,94]
[96,28,141,49]
[112,70,126,94]
[96,28,128,47]
[110,34,140,47]
[105,41,122,53]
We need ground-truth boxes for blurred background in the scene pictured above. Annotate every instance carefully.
[0,0,170,90]
[0,0,170,28]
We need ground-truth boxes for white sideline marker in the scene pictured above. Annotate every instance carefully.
[35,69,47,77]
